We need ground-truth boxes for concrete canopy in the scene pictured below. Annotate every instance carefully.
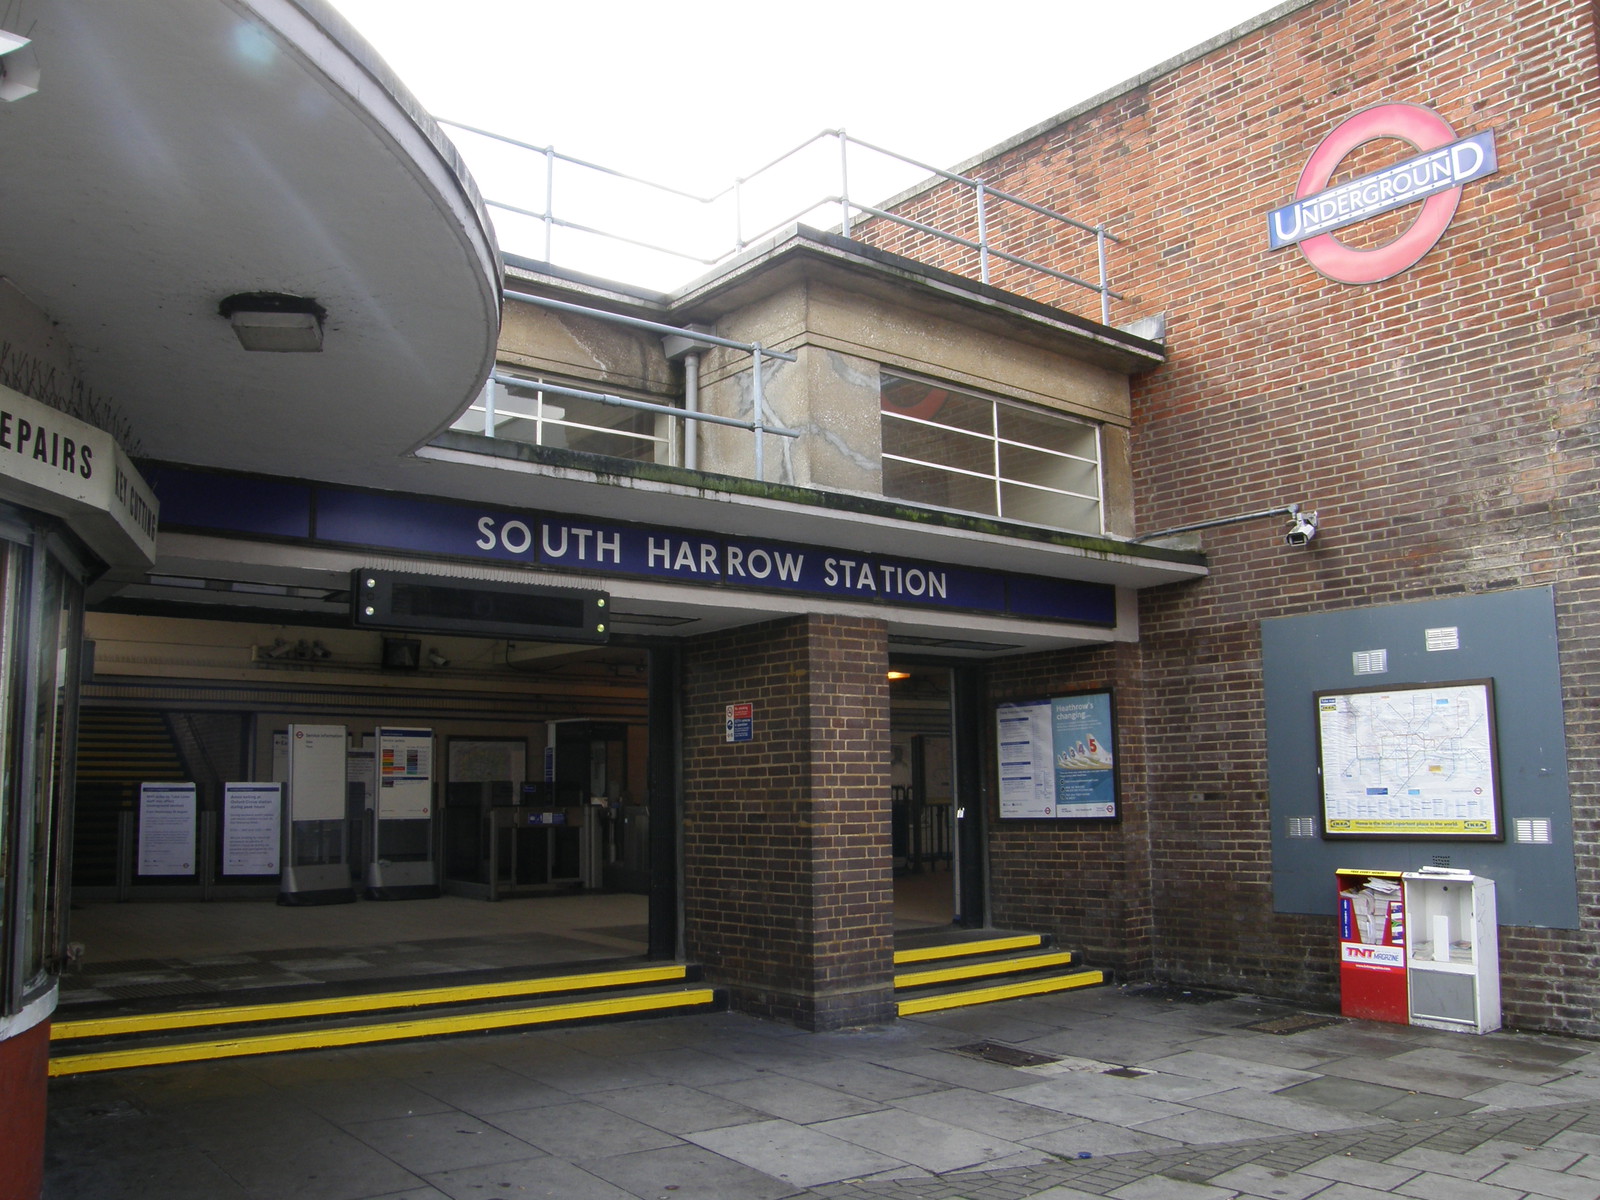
[0,0,500,482]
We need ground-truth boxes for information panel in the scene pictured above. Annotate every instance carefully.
[1316,679,1502,839]
[377,726,434,819]
[223,782,282,875]
[138,782,196,875]
[997,691,1118,820]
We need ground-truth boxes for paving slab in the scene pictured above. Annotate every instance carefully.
[580,1142,804,1200]
[423,1156,634,1200]
[686,1118,905,1187]
[346,1110,546,1176]
[893,1085,1088,1140]
[484,1098,683,1159]
[813,1107,1034,1173]
[587,1080,770,1134]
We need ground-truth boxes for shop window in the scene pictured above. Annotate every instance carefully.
[451,371,677,465]
[880,372,1102,534]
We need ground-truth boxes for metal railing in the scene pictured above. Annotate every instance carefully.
[442,123,1123,322]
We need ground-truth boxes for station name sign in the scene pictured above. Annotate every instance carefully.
[1268,103,1499,285]
[145,467,1116,628]
[1268,130,1496,249]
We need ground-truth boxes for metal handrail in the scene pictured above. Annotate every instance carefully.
[440,122,1120,320]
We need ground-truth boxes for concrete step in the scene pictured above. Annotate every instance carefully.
[49,962,721,1075]
[893,932,1104,1015]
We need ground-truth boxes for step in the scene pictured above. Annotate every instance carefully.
[893,932,1045,966]
[897,967,1105,1015]
[892,931,1104,1016]
[50,963,720,1075]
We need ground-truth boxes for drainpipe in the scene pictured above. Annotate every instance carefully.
[662,326,714,471]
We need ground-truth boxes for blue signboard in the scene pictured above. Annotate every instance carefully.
[148,466,1118,628]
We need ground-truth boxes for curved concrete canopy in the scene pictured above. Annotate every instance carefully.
[0,0,500,482]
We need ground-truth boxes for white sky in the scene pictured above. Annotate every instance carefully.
[330,1,1280,286]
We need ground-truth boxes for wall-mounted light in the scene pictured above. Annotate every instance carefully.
[886,670,911,681]
[0,30,39,102]
[218,292,327,352]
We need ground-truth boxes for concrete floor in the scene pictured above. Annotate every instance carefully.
[47,982,1600,1200]
[59,871,958,1009]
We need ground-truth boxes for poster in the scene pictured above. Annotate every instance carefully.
[1317,679,1501,838]
[138,782,196,875]
[997,691,1117,820]
[223,782,281,875]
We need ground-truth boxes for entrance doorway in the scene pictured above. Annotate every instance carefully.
[890,663,959,930]
[63,612,666,1011]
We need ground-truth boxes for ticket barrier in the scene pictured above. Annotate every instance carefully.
[443,780,591,900]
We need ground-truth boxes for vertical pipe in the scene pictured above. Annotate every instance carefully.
[838,131,852,238]
[683,351,701,471]
[752,346,766,481]
[976,182,990,285]
[482,377,496,439]
[1096,225,1110,324]
[544,146,556,262]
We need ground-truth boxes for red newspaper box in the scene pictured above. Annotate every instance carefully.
[1337,868,1408,1024]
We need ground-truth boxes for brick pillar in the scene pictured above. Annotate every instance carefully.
[682,614,894,1030]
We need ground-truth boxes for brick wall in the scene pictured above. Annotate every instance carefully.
[681,614,895,1029]
[872,0,1600,1031]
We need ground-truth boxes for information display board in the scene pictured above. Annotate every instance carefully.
[223,782,282,875]
[1316,679,1502,839]
[996,691,1118,820]
[377,726,433,819]
[138,782,197,875]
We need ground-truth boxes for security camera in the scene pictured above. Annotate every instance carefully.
[1285,511,1318,547]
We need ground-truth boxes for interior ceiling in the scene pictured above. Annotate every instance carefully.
[0,0,499,484]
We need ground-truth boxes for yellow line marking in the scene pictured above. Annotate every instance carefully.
[49,987,718,1076]
[896,969,1104,1016]
[893,935,1043,965]
[896,951,1079,990]
[52,964,689,1041]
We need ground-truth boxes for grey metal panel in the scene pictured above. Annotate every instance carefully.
[1262,587,1577,928]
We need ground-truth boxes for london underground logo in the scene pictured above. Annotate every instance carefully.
[1268,103,1498,284]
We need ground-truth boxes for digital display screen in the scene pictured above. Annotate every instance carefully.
[352,570,608,643]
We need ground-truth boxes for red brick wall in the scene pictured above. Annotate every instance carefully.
[873,0,1600,1031]
[681,614,894,1029]
[983,642,1157,980]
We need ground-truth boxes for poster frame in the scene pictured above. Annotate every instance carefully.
[1315,677,1504,841]
[995,688,1120,822]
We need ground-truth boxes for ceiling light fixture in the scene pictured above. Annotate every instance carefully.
[218,292,327,352]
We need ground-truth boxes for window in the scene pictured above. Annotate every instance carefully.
[0,523,86,1017]
[451,372,676,465]
[880,372,1102,534]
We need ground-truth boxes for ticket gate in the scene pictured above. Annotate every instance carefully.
[442,780,591,900]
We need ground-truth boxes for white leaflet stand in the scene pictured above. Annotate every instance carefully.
[280,724,356,905]
[1402,868,1500,1034]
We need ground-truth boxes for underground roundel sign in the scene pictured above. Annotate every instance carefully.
[1267,103,1498,284]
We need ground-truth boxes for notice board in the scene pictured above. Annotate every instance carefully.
[996,691,1118,820]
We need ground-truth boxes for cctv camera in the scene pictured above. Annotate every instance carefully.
[1285,511,1318,547]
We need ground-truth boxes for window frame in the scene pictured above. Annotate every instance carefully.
[879,370,1105,535]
